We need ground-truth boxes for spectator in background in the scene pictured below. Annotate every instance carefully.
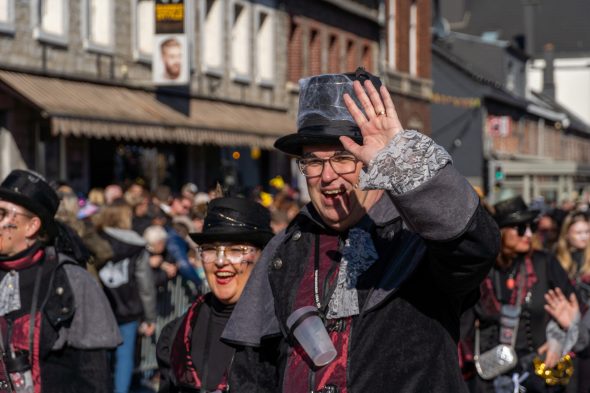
[554,211,590,393]
[88,187,106,206]
[190,202,207,234]
[533,213,559,252]
[144,225,177,289]
[94,200,157,393]
[169,194,193,218]
[181,182,198,202]
[105,184,123,205]
[150,201,202,287]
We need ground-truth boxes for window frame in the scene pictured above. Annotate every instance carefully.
[82,0,115,54]
[131,0,154,63]
[253,3,275,87]
[0,0,15,34]
[229,0,251,83]
[409,1,418,76]
[386,0,396,70]
[31,0,69,47]
[199,0,225,77]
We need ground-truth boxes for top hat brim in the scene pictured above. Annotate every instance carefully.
[274,133,363,156]
[0,188,57,236]
[189,230,274,249]
[495,210,540,228]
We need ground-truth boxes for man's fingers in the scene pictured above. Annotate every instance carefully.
[343,93,368,127]
[363,80,386,116]
[352,81,378,119]
[339,136,362,157]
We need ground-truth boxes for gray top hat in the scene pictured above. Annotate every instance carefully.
[274,68,383,156]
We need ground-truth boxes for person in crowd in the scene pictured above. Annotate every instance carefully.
[156,197,277,392]
[104,184,123,205]
[465,196,585,393]
[190,202,208,234]
[88,187,106,207]
[144,225,177,289]
[554,211,590,393]
[181,182,199,202]
[221,69,500,392]
[150,199,202,287]
[93,200,157,393]
[555,211,590,283]
[169,194,193,218]
[533,212,560,252]
[0,169,121,392]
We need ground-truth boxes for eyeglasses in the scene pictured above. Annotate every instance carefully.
[296,154,358,178]
[0,207,33,221]
[514,222,537,236]
[199,245,258,264]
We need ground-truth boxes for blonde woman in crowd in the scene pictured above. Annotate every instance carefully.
[554,211,590,393]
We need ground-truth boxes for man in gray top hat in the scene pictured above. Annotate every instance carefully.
[222,69,501,393]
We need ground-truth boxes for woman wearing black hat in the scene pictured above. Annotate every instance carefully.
[465,196,585,393]
[0,170,121,392]
[156,197,277,393]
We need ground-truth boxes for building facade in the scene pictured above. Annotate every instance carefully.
[0,0,432,194]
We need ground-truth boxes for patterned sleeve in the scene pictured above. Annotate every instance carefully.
[359,129,452,194]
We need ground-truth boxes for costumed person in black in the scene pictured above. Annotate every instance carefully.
[0,170,121,393]
[156,197,277,393]
[220,69,501,392]
[464,196,586,393]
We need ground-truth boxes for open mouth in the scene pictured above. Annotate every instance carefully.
[215,270,236,284]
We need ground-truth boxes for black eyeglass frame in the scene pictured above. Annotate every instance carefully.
[296,154,359,178]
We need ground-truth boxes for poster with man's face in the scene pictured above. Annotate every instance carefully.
[153,34,189,85]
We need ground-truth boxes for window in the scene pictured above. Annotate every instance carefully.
[133,0,154,61]
[387,0,396,69]
[309,29,321,76]
[362,44,372,71]
[328,34,339,73]
[346,39,356,71]
[0,0,15,33]
[32,0,69,46]
[201,0,224,75]
[230,1,251,81]
[409,1,418,76]
[287,21,302,82]
[83,0,114,52]
[255,6,275,85]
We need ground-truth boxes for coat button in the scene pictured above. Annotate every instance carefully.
[292,231,302,241]
[272,258,283,270]
[61,307,69,314]
[56,287,64,295]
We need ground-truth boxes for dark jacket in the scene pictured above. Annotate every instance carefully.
[467,251,579,393]
[98,227,157,324]
[0,246,121,393]
[222,164,500,392]
[156,294,279,393]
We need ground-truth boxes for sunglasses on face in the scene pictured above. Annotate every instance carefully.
[514,222,537,236]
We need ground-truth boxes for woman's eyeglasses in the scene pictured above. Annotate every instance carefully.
[199,245,257,264]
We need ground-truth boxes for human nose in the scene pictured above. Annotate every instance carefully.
[320,159,338,182]
[214,248,228,266]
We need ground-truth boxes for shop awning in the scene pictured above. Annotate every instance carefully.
[0,70,295,148]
